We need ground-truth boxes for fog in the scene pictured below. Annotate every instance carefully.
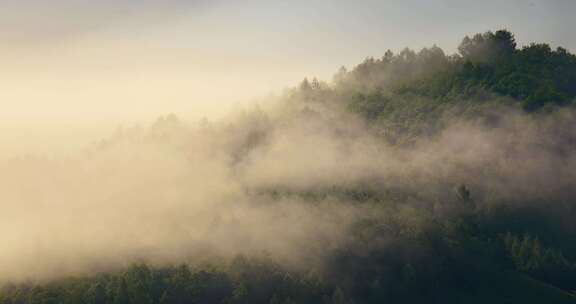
[1,83,576,282]
[0,0,575,286]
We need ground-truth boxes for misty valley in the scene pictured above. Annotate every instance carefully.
[2,29,576,304]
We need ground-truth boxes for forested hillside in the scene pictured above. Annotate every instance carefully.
[2,30,576,304]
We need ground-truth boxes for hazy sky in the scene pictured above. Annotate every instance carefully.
[0,0,574,155]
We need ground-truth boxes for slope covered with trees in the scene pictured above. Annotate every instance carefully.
[330,29,576,143]
[2,30,576,304]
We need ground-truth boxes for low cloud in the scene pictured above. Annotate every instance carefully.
[1,99,576,282]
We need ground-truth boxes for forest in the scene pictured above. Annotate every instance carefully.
[1,30,576,303]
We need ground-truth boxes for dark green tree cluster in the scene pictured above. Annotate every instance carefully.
[340,30,576,141]
[0,260,335,304]
[457,31,576,110]
[503,233,576,290]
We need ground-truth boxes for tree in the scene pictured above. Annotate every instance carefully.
[331,287,350,304]
[125,264,154,304]
[458,30,516,63]
[112,279,129,304]
[311,77,321,90]
[300,78,312,92]
[493,29,517,55]
[86,283,107,304]
[158,291,176,304]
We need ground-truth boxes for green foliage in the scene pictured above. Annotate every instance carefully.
[342,29,576,124]
[503,232,576,290]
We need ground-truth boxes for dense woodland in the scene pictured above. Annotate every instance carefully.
[2,30,576,303]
